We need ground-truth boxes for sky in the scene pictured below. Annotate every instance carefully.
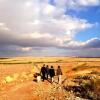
[0,0,100,57]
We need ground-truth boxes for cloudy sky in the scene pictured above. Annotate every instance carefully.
[0,0,100,57]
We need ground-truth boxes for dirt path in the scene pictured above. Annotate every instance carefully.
[0,76,88,100]
[0,64,88,100]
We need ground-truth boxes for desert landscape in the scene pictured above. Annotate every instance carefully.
[0,57,100,100]
[0,0,100,100]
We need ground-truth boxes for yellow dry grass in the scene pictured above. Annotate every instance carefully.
[0,57,100,81]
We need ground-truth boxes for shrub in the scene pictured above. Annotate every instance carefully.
[72,75,100,99]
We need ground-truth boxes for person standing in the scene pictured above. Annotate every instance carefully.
[56,66,63,84]
[45,65,49,79]
[49,66,55,83]
[40,64,46,81]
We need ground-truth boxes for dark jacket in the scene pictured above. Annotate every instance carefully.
[41,67,46,75]
[49,68,55,77]
[46,67,49,74]
[56,68,62,75]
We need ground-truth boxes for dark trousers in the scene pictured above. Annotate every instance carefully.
[46,73,49,79]
[42,74,45,81]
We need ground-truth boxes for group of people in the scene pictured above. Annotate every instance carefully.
[40,64,63,84]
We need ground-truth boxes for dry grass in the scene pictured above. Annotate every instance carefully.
[0,57,100,100]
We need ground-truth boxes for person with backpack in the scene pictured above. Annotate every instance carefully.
[40,64,46,82]
[56,66,63,84]
[49,66,55,83]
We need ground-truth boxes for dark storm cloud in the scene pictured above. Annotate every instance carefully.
[0,29,60,47]
[58,38,100,50]
[84,38,100,48]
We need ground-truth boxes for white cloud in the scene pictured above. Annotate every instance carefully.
[25,1,33,7]
[29,32,52,39]
[77,0,100,6]
[54,0,100,10]
[0,22,10,31]
[43,4,55,15]
[62,38,100,49]
[21,47,32,52]
[0,0,99,56]
[55,0,100,7]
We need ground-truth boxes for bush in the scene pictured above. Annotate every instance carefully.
[72,75,100,99]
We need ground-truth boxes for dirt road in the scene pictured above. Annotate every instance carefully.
[0,76,88,100]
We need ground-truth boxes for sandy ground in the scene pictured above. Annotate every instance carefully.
[0,57,100,100]
[0,76,87,100]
